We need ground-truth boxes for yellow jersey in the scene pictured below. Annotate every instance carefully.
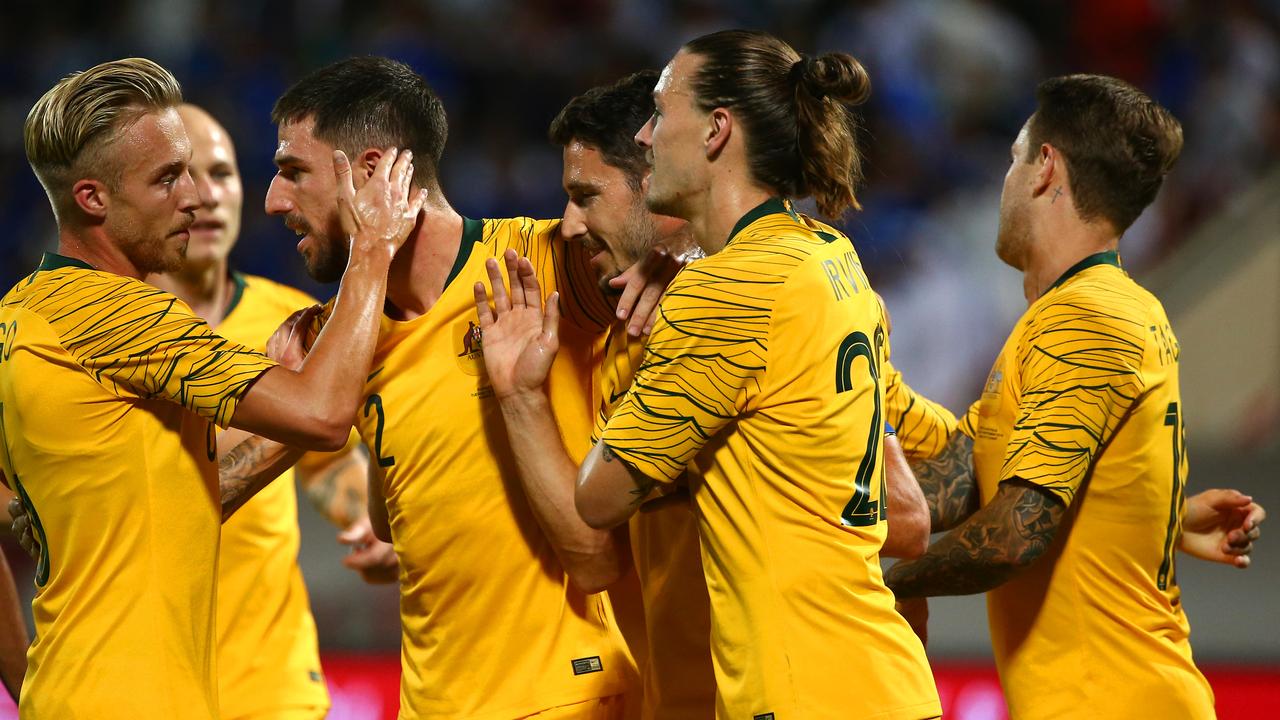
[603,200,939,720]
[591,321,715,720]
[214,272,329,719]
[323,218,633,719]
[0,254,275,719]
[960,251,1212,719]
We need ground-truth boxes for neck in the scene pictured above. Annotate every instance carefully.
[56,226,145,279]
[685,180,773,255]
[384,193,463,321]
[149,259,234,326]
[1021,213,1119,303]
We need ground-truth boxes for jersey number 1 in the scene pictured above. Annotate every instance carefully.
[1158,401,1187,590]
[835,327,885,527]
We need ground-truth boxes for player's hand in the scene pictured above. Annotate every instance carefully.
[266,305,323,370]
[1180,488,1264,568]
[896,598,928,647]
[472,250,560,400]
[7,498,38,562]
[334,148,428,262]
[338,516,399,584]
[609,243,688,337]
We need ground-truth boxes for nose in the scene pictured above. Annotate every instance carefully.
[635,116,655,149]
[561,201,587,241]
[175,169,200,214]
[264,175,291,216]
[193,171,218,209]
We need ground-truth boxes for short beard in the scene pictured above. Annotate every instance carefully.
[123,230,186,275]
[305,232,350,284]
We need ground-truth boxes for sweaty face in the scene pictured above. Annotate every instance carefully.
[995,122,1035,270]
[102,108,199,275]
[177,105,243,271]
[265,117,348,283]
[560,141,655,294]
[635,51,706,220]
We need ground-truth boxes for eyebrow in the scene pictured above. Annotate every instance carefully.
[152,160,185,181]
[564,180,599,194]
[273,153,307,169]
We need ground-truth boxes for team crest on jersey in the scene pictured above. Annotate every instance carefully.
[978,362,1004,421]
[453,319,494,398]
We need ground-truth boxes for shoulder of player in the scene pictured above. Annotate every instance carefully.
[10,266,172,317]
[479,216,561,250]
[1024,270,1159,361]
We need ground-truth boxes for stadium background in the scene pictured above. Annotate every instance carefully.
[0,0,1276,717]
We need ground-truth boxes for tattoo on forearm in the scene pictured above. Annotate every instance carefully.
[219,436,275,521]
[911,430,979,532]
[885,481,1065,599]
[601,443,617,463]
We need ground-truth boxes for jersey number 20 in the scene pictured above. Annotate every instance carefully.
[835,327,885,527]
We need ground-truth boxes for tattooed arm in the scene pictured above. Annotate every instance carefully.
[912,429,981,533]
[885,479,1065,598]
[575,441,659,531]
[218,433,305,522]
[295,443,370,529]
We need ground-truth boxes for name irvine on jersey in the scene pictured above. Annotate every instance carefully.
[820,250,871,302]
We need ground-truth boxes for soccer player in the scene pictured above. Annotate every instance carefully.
[0,58,422,718]
[574,31,940,719]
[247,57,637,718]
[151,103,393,720]
[881,75,1249,718]
[477,68,950,718]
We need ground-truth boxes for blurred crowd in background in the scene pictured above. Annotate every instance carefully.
[1,0,1277,410]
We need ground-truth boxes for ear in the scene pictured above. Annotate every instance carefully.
[353,148,383,188]
[705,108,731,160]
[71,179,109,220]
[1031,143,1058,199]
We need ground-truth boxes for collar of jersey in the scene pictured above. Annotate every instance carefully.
[224,270,248,317]
[726,197,798,246]
[36,252,95,273]
[446,217,483,290]
[1048,249,1121,292]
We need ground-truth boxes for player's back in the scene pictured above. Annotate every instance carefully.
[214,273,330,719]
[606,200,938,719]
[0,255,273,719]
[338,218,633,718]
[965,256,1213,718]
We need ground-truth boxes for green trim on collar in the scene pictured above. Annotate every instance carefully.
[445,217,482,290]
[726,197,791,245]
[1049,250,1122,291]
[225,271,248,317]
[36,253,95,273]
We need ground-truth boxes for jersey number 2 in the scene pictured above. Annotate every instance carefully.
[835,327,885,527]
[364,394,396,468]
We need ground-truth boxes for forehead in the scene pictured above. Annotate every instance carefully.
[275,116,332,161]
[654,51,698,102]
[178,108,236,166]
[562,141,626,185]
[115,108,190,168]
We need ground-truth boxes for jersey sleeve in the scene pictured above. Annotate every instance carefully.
[601,261,772,483]
[882,355,957,461]
[998,294,1147,504]
[58,278,276,428]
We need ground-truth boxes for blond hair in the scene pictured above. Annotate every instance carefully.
[24,58,183,217]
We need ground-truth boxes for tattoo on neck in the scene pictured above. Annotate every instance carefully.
[1051,187,1064,204]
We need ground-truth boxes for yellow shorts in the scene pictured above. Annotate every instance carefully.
[520,694,627,720]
